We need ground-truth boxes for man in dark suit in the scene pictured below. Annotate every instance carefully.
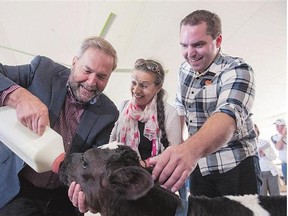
[0,36,119,216]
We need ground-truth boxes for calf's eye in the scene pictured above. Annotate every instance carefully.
[82,161,88,169]
[81,154,88,169]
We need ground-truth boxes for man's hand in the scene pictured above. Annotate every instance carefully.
[258,149,265,157]
[281,126,287,137]
[149,144,196,193]
[5,87,49,135]
[149,113,236,193]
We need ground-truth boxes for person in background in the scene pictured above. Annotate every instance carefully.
[0,36,119,216]
[254,124,280,196]
[150,9,261,197]
[109,58,182,165]
[271,119,287,185]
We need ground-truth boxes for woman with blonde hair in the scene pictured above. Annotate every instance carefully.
[110,58,182,165]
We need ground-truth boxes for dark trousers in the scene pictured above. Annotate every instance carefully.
[190,156,261,197]
[0,178,82,216]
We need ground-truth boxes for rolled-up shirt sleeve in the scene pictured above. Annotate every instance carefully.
[213,61,255,131]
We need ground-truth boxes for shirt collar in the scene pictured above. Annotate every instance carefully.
[206,51,224,75]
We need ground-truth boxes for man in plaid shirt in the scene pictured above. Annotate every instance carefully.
[150,10,261,197]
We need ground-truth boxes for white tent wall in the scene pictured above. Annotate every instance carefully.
[0,0,286,141]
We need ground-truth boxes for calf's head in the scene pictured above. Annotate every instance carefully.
[59,144,154,212]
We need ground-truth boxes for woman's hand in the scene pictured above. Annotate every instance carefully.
[68,182,90,213]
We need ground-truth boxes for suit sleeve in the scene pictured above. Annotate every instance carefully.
[0,56,41,91]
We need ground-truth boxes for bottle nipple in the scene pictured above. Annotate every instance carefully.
[51,152,66,173]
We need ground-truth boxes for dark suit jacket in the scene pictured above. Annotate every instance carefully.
[0,56,119,208]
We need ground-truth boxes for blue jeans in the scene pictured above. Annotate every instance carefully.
[282,162,287,184]
[175,179,189,216]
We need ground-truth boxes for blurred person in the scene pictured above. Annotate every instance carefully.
[254,124,280,196]
[271,119,287,185]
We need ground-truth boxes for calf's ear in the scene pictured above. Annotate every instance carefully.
[107,166,154,200]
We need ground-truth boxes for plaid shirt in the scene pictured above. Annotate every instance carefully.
[175,51,257,176]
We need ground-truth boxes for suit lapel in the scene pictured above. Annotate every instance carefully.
[49,70,69,126]
[70,99,102,152]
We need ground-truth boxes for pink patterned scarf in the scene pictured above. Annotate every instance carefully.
[116,96,160,157]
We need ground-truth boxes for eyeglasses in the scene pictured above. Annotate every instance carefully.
[135,59,161,73]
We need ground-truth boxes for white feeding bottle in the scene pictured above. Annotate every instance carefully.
[0,106,65,173]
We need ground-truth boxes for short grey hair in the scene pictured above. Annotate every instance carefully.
[77,36,118,71]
